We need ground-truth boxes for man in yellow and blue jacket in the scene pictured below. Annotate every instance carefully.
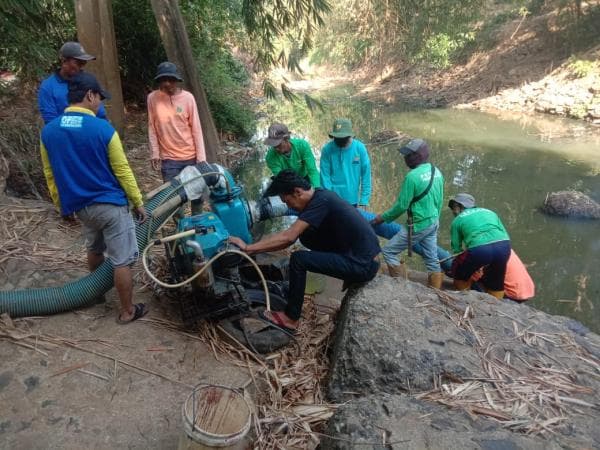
[40,72,148,324]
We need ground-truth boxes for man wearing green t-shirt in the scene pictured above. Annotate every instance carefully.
[264,123,320,188]
[448,193,511,299]
[371,139,444,288]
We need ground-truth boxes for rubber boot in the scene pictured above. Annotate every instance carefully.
[428,272,444,289]
[387,263,407,278]
[485,289,505,300]
[453,278,472,291]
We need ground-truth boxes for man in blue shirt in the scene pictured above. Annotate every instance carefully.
[41,72,147,323]
[320,118,371,208]
[38,42,107,124]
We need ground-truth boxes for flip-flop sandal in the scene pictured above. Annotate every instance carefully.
[116,303,149,324]
[257,309,297,335]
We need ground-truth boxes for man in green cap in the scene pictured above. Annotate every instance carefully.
[320,118,371,208]
[264,123,320,188]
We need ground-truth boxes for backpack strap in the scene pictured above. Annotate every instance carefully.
[408,163,436,216]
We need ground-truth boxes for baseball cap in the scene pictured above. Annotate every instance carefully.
[448,193,476,209]
[328,118,354,138]
[68,71,111,100]
[264,123,290,147]
[154,62,183,81]
[60,42,96,61]
[399,138,429,155]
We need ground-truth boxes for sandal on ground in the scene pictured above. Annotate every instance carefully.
[116,303,149,324]
[257,310,297,335]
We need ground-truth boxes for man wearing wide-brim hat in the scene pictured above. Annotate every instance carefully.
[264,123,320,188]
[38,41,108,124]
[147,61,207,215]
[448,193,512,299]
[320,118,371,208]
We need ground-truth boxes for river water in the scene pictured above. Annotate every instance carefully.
[236,87,600,332]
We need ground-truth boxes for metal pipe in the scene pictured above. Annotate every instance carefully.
[185,240,205,259]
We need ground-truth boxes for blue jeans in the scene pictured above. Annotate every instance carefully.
[285,250,379,321]
[161,159,203,215]
[381,222,441,272]
[412,242,453,272]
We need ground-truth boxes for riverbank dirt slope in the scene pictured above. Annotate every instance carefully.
[357,4,600,123]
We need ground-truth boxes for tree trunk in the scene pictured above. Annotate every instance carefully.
[150,0,220,163]
[74,0,125,136]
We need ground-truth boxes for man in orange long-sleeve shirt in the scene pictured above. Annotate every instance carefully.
[147,61,206,214]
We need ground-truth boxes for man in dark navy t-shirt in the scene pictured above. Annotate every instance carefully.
[229,170,380,332]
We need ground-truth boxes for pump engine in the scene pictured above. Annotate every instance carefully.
[143,163,290,332]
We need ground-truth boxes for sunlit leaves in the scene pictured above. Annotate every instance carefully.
[263,79,278,99]
[241,0,331,73]
[0,0,76,79]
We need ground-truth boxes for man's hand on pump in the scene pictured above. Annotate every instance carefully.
[228,236,247,252]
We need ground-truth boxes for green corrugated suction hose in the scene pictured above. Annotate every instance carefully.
[0,183,184,318]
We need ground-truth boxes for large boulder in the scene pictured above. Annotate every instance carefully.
[542,190,600,219]
[326,276,600,449]
[328,278,484,397]
[323,394,565,450]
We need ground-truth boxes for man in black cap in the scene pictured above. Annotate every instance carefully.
[38,41,107,124]
[147,61,206,214]
[371,138,445,288]
[40,71,148,324]
[228,170,380,332]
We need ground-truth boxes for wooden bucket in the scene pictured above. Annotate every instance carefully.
[178,384,252,449]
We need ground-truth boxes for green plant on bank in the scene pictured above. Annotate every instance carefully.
[567,57,599,78]
[568,102,588,119]
[417,32,476,69]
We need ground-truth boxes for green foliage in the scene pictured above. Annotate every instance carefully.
[241,0,331,73]
[556,2,600,53]
[311,0,483,69]
[180,0,255,138]
[567,58,598,78]
[569,102,588,119]
[417,32,476,69]
[112,0,166,101]
[0,0,75,80]
[196,47,255,138]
